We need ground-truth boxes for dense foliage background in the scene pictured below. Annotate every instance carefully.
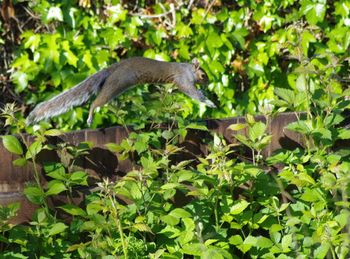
[0,0,348,131]
[1,0,350,258]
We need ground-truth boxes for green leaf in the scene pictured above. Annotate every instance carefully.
[274,88,295,105]
[46,180,67,196]
[338,129,350,140]
[105,143,123,153]
[314,243,330,258]
[59,204,86,217]
[229,235,243,245]
[182,243,206,256]
[44,129,62,136]
[11,71,28,92]
[206,31,223,48]
[12,158,27,167]
[256,236,273,248]
[286,120,312,135]
[160,214,179,226]
[24,186,45,205]
[1,135,23,155]
[70,171,88,185]
[296,74,307,91]
[202,248,230,259]
[228,123,246,131]
[25,141,42,159]
[234,134,250,147]
[45,163,66,180]
[302,0,326,25]
[133,223,152,233]
[161,183,180,190]
[169,208,191,219]
[248,121,267,141]
[47,6,63,22]
[281,234,292,252]
[48,222,67,236]
[161,130,174,140]
[186,123,208,131]
[230,200,250,215]
[300,188,321,202]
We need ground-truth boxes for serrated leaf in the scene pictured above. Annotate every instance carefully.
[286,120,312,135]
[133,223,153,233]
[248,121,267,141]
[274,87,295,104]
[338,129,350,139]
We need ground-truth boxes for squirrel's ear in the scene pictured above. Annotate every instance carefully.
[191,58,200,69]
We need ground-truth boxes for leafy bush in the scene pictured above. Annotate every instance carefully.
[1,47,350,256]
[3,0,349,130]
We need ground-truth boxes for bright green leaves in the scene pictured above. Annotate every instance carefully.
[230,200,250,215]
[59,204,87,217]
[106,4,127,24]
[101,28,126,48]
[206,31,223,49]
[301,0,326,25]
[48,222,68,236]
[22,32,41,53]
[62,41,78,67]
[229,116,271,164]
[47,6,63,22]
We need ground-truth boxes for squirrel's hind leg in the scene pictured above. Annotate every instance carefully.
[87,86,114,126]
[87,106,95,126]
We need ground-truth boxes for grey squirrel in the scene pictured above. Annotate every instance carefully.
[26,57,216,126]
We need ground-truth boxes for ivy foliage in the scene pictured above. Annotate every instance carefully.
[4,0,349,130]
[1,0,350,258]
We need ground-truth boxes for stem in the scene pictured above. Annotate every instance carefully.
[214,192,220,230]
[109,194,128,259]
[19,133,50,215]
[252,148,255,165]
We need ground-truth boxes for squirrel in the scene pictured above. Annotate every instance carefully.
[26,57,216,126]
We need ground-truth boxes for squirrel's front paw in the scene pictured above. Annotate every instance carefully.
[87,116,93,127]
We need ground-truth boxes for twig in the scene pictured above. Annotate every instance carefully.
[131,10,173,19]
[201,0,217,24]
[188,0,195,10]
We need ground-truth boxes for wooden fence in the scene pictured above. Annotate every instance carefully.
[0,113,303,223]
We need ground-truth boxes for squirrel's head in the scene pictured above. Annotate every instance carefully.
[191,58,208,84]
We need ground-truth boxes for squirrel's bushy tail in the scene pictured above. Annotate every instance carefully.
[26,69,110,125]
